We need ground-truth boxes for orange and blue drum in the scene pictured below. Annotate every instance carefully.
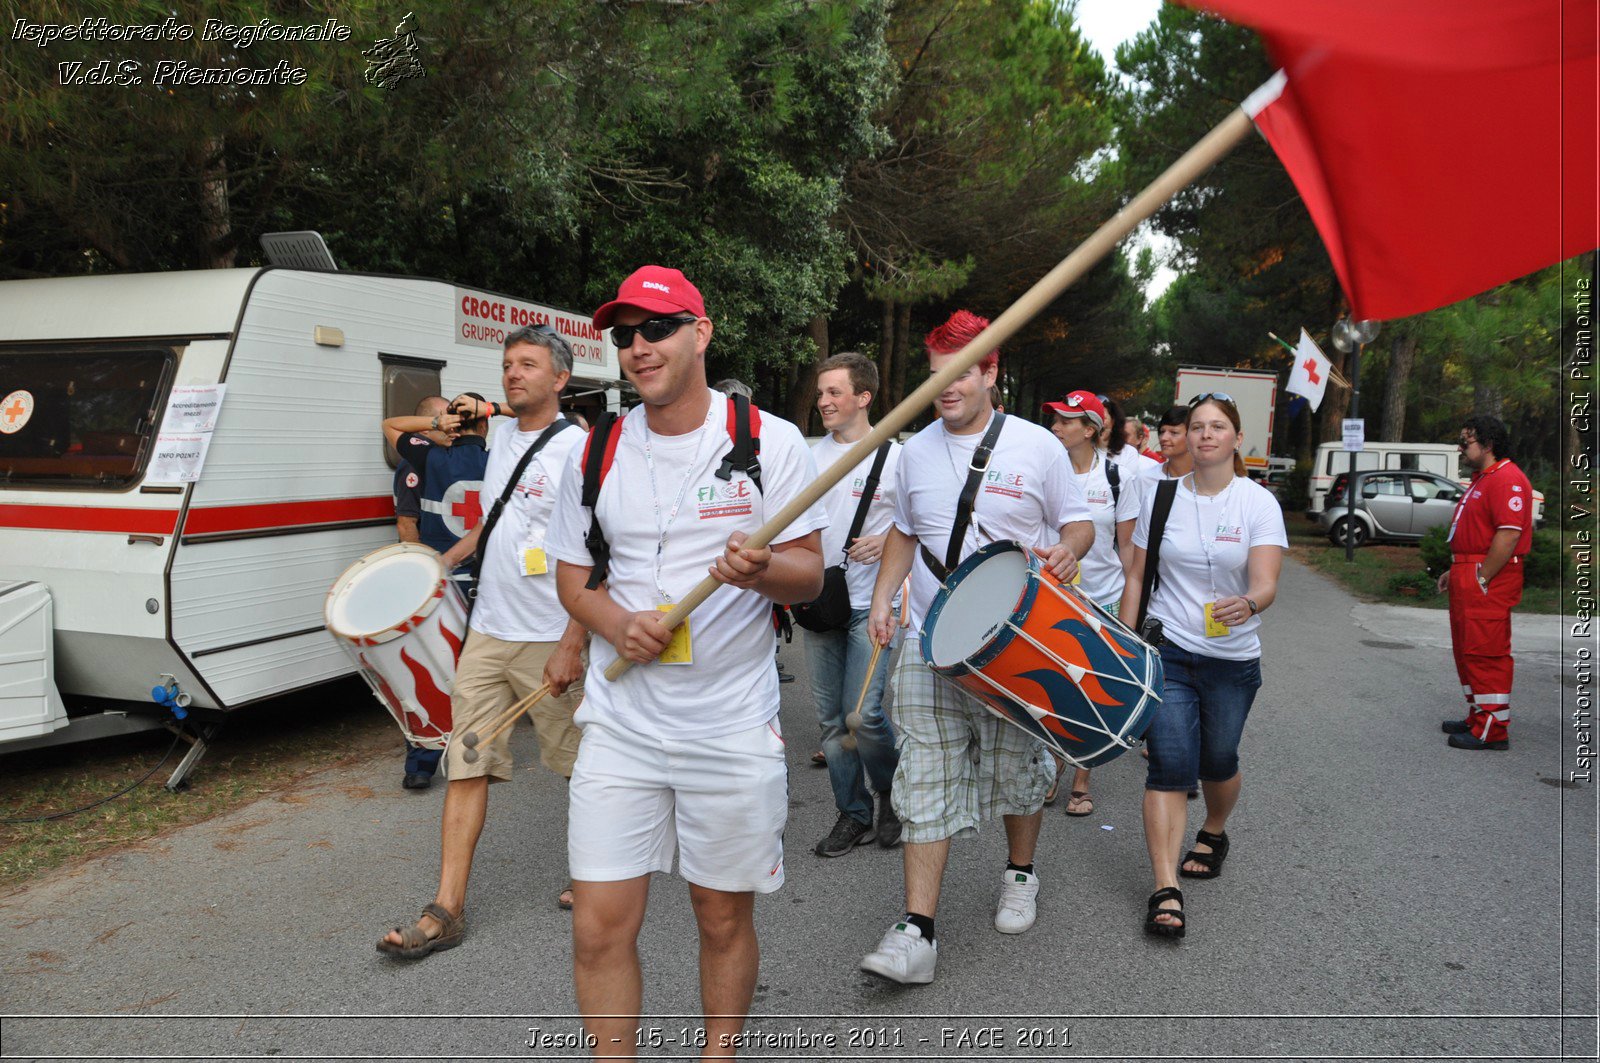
[920,540,1162,769]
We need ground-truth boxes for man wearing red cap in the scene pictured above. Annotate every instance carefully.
[859,309,1093,985]
[547,266,828,1054]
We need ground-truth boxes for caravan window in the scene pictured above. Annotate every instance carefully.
[0,347,172,488]
[1326,450,1379,475]
[379,354,444,469]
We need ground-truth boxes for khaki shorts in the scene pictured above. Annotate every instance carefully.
[444,631,584,782]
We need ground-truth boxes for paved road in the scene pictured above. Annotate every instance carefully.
[2,559,1593,1061]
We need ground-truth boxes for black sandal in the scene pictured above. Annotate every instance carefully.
[1144,887,1185,938]
[1179,828,1229,879]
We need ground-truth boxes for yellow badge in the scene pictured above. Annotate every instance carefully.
[1203,601,1230,638]
[522,547,548,576]
[655,604,693,665]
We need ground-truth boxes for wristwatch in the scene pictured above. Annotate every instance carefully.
[1245,597,1260,615]
[1476,564,1490,593]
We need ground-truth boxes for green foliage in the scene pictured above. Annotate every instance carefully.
[1523,529,1562,588]
[1385,571,1437,599]
[1282,460,1312,511]
[1419,526,1452,578]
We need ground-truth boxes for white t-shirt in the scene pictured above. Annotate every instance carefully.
[1132,474,1287,660]
[546,391,828,740]
[811,434,902,610]
[470,418,584,642]
[893,413,1090,632]
[1070,448,1140,607]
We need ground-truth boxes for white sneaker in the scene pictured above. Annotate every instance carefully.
[860,921,937,984]
[994,868,1039,934]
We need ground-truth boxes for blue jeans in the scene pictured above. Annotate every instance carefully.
[803,609,900,824]
[1144,643,1261,792]
[405,742,442,777]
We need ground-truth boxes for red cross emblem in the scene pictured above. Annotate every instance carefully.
[0,390,33,435]
[1301,358,1322,385]
[451,489,483,530]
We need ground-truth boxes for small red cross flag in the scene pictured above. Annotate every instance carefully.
[1285,328,1332,411]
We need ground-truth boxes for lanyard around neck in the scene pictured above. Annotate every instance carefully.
[643,404,718,602]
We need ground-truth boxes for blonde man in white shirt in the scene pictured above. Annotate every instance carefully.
[377,325,588,959]
[806,352,904,856]
[859,310,1093,986]
[547,266,826,1058]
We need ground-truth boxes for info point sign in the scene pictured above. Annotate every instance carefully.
[453,287,615,375]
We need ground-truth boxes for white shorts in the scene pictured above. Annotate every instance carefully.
[567,715,788,894]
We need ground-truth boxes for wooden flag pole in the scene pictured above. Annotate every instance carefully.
[603,106,1258,683]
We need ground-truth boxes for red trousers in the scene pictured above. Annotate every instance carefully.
[1448,557,1523,742]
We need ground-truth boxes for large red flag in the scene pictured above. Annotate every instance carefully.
[1184,0,1598,321]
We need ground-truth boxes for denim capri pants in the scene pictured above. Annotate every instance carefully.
[1144,642,1262,792]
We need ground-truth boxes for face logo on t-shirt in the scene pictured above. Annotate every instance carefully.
[850,475,883,501]
[515,471,550,499]
[982,468,1025,500]
[1213,522,1244,544]
[696,479,755,519]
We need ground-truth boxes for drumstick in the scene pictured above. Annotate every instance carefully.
[840,639,886,752]
[599,107,1257,685]
[460,683,551,763]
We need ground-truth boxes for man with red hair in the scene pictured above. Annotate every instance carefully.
[860,309,1093,985]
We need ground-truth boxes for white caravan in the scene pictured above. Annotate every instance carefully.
[0,267,620,773]
[1309,440,1544,523]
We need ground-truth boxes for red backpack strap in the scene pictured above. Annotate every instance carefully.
[581,411,625,589]
[717,394,763,493]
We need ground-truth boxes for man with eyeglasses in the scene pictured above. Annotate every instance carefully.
[376,324,589,959]
[1436,414,1533,751]
[546,265,827,1057]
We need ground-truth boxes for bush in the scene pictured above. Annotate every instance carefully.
[1386,571,1438,599]
[1283,461,1312,510]
[1419,525,1451,577]
[1524,529,1562,587]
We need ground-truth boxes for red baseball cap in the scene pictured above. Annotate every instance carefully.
[592,266,706,331]
[1042,389,1107,429]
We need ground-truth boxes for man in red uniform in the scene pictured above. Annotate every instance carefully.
[1437,415,1533,750]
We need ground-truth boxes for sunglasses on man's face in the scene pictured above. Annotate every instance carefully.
[610,315,697,348]
[1459,436,1479,448]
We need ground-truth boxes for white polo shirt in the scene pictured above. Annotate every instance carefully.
[1071,448,1140,607]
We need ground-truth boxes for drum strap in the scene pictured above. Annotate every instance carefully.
[1134,477,1179,631]
[465,417,577,620]
[920,412,1006,582]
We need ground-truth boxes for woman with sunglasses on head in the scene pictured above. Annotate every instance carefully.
[1043,390,1140,817]
[1118,394,1287,938]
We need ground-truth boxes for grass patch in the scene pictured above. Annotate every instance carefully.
[1285,515,1565,614]
[0,678,400,891]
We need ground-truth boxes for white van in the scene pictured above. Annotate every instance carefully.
[0,267,620,770]
[1309,440,1543,523]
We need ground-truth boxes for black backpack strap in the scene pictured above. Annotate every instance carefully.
[718,392,762,493]
[842,442,892,566]
[919,412,1005,582]
[581,411,620,590]
[1106,455,1121,508]
[466,418,574,616]
[1135,477,1179,631]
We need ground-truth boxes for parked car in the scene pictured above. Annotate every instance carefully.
[1318,469,1464,547]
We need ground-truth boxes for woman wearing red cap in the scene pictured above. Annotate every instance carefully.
[1043,389,1140,818]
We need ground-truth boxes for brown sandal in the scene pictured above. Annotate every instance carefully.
[376,902,465,959]
[1063,790,1094,817]
[558,885,574,911]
